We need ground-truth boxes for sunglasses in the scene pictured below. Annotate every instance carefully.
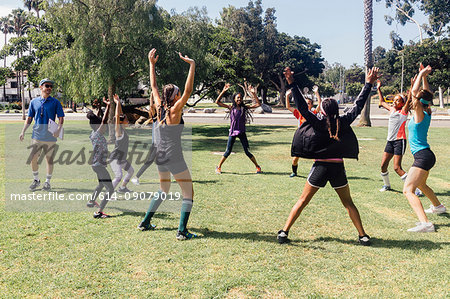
[44,84,53,88]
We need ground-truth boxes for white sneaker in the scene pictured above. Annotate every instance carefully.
[415,188,423,196]
[424,204,446,214]
[131,177,140,185]
[407,222,435,232]
[379,185,391,192]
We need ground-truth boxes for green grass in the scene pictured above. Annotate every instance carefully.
[0,121,449,298]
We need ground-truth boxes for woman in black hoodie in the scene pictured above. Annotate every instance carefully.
[277,67,380,246]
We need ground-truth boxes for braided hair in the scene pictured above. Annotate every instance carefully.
[158,84,179,124]
[321,98,340,141]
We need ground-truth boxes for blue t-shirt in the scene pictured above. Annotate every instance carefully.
[408,111,431,154]
[28,96,65,141]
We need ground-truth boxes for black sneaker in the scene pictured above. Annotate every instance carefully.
[176,230,197,240]
[42,182,51,191]
[277,230,290,244]
[93,211,111,219]
[117,186,132,193]
[137,222,156,231]
[29,179,40,191]
[358,234,371,246]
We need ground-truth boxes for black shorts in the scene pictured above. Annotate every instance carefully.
[157,158,188,175]
[384,139,407,155]
[412,148,436,171]
[307,162,348,189]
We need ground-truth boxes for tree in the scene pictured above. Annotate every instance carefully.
[0,16,15,100]
[376,0,450,40]
[359,0,373,127]
[40,0,164,140]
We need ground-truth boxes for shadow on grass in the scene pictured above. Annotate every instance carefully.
[168,228,278,243]
[192,137,290,152]
[192,125,290,138]
[109,207,174,219]
[347,176,374,181]
[312,236,447,250]
[434,190,450,197]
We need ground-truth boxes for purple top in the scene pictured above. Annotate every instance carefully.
[229,107,246,136]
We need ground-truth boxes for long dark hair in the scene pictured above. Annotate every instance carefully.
[158,84,178,124]
[413,89,433,111]
[321,98,340,141]
[225,92,253,124]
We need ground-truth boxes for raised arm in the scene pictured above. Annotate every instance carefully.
[312,85,322,113]
[401,75,416,114]
[285,89,296,113]
[341,67,381,124]
[98,98,111,132]
[377,79,392,111]
[113,94,123,138]
[148,48,162,108]
[215,83,232,110]
[412,64,432,97]
[247,85,261,109]
[172,52,195,112]
[284,67,317,124]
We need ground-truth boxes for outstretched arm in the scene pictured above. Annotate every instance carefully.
[247,85,261,109]
[215,83,232,110]
[172,52,195,112]
[402,75,416,114]
[148,48,162,108]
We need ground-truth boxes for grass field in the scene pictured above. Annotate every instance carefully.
[0,121,448,298]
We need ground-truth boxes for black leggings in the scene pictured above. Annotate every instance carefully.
[223,133,253,158]
[136,143,157,178]
[92,165,114,210]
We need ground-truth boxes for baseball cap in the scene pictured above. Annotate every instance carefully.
[39,78,55,86]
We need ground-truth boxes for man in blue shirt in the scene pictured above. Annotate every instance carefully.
[19,78,65,191]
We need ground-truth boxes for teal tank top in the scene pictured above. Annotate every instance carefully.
[408,111,431,154]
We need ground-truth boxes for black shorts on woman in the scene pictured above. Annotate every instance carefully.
[287,81,372,188]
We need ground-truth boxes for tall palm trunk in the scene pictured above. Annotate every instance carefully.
[358,0,373,127]
[3,33,7,101]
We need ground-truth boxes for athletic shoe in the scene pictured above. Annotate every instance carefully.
[379,185,391,192]
[86,200,99,208]
[407,222,435,232]
[415,188,423,197]
[42,182,51,191]
[137,222,156,231]
[117,186,132,193]
[93,211,111,219]
[131,177,140,185]
[277,230,290,244]
[358,234,371,246]
[215,166,221,174]
[289,172,297,178]
[29,179,40,191]
[256,166,262,174]
[424,204,446,214]
[176,230,197,240]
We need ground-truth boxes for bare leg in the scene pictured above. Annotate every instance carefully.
[172,169,194,200]
[403,167,429,223]
[380,152,393,173]
[292,157,299,167]
[218,156,227,168]
[158,171,171,193]
[393,155,406,177]
[282,182,319,232]
[249,155,259,167]
[335,185,366,236]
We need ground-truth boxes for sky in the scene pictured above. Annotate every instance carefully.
[0,0,428,67]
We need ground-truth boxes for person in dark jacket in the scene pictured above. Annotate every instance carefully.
[277,66,381,246]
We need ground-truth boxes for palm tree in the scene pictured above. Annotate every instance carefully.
[11,9,29,119]
[0,16,14,101]
[358,0,373,127]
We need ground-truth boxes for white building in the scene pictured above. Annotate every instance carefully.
[0,72,40,103]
